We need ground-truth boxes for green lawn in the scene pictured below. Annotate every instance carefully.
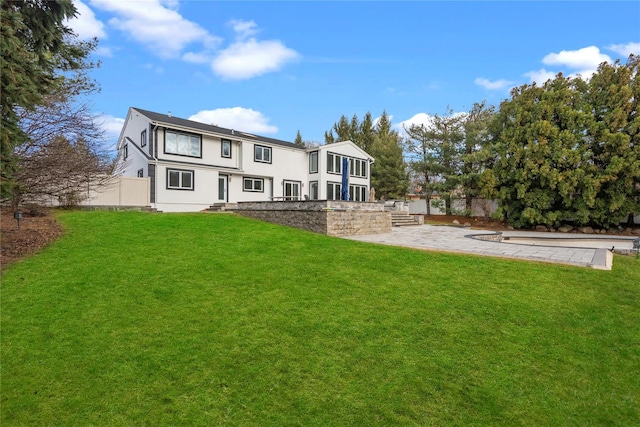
[2,211,639,426]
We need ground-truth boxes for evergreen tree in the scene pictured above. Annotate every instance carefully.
[1,0,94,199]
[484,57,640,229]
[370,111,408,199]
[294,130,304,147]
[404,122,440,214]
[459,101,495,213]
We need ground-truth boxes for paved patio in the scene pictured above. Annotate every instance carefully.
[344,225,616,269]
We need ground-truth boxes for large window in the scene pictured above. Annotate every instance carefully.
[327,182,342,200]
[327,152,342,174]
[309,151,318,173]
[254,145,271,163]
[221,139,231,158]
[350,158,367,178]
[165,130,201,158]
[141,129,147,147]
[167,168,194,190]
[243,177,264,192]
[349,185,367,202]
[309,181,318,200]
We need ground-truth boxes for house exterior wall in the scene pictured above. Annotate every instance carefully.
[116,108,374,212]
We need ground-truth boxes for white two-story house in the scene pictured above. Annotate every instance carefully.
[116,107,374,212]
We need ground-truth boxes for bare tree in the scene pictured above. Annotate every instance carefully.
[8,74,121,208]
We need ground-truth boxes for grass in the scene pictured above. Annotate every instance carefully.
[2,211,639,426]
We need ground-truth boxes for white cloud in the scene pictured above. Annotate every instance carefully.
[229,19,258,40]
[95,46,114,57]
[90,0,220,58]
[398,113,435,131]
[189,108,278,134]
[542,46,611,71]
[67,0,106,40]
[474,77,515,90]
[607,42,640,57]
[212,38,299,80]
[182,51,213,64]
[524,68,558,85]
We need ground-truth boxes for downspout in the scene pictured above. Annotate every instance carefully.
[151,123,160,208]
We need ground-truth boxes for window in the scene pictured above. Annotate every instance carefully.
[309,151,318,173]
[309,181,318,200]
[284,181,301,200]
[327,182,342,200]
[165,130,201,157]
[243,177,264,192]
[349,185,367,201]
[137,168,144,178]
[167,168,194,190]
[141,129,147,147]
[221,139,231,158]
[254,145,271,163]
[123,144,128,159]
[327,152,342,174]
[350,158,367,178]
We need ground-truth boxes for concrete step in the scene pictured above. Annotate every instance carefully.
[208,203,238,212]
[391,213,421,227]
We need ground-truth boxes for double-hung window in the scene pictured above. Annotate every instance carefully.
[309,151,318,173]
[141,129,147,147]
[221,139,232,158]
[165,130,201,157]
[167,168,194,190]
[243,177,264,192]
[255,145,271,163]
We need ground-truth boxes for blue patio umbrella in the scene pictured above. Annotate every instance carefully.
[341,157,350,200]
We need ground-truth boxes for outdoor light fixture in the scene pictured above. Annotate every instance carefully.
[13,209,23,230]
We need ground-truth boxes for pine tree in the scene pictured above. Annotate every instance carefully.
[370,111,409,200]
[1,0,95,199]
[294,130,304,147]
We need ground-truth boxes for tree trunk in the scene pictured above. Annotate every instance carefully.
[465,193,473,216]
[425,194,431,216]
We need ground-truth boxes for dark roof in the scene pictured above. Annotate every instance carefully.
[132,107,302,150]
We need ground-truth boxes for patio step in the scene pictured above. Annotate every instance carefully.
[391,212,421,227]
[207,203,238,212]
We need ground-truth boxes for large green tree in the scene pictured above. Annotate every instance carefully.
[1,0,90,199]
[483,55,640,228]
[370,111,408,199]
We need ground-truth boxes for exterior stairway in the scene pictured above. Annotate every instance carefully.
[391,212,421,227]
[207,203,238,212]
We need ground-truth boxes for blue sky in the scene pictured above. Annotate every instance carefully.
[67,1,640,149]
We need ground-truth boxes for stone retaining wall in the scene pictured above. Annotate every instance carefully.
[234,201,391,236]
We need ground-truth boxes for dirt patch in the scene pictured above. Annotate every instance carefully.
[424,215,512,231]
[1,207,64,270]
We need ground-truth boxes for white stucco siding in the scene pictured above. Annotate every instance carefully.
[154,164,218,212]
[240,142,307,199]
[120,145,148,177]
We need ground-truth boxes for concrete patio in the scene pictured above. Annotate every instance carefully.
[342,225,637,270]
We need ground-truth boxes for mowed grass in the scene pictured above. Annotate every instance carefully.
[1,211,639,426]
